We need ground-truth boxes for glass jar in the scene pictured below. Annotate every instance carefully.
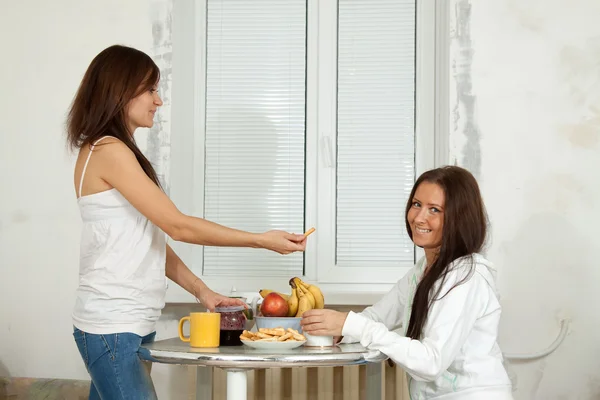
[229,296,254,320]
[215,305,247,346]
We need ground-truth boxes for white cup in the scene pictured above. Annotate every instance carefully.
[304,332,334,347]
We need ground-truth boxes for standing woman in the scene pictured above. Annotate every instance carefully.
[67,44,307,400]
[301,166,513,399]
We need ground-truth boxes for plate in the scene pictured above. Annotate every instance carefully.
[241,339,306,350]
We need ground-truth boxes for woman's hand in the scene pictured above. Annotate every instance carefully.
[196,288,247,312]
[301,309,349,336]
[258,230,307,254]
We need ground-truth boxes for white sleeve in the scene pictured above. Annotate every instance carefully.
[341,271,488,381]
[340,269,412,344]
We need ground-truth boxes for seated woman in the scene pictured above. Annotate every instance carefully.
[301,166,513,400]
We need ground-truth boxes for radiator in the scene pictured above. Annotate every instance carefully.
[199,362,410,400]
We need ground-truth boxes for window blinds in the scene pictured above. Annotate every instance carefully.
[203,0,307,276]
[336,0,416,267]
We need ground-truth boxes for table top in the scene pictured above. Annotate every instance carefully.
[140,337,387,369]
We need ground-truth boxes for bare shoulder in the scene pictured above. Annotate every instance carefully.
[76,136,129,157]
[92,136,132,155]
[90,137,138,166]
[74,136,139,197]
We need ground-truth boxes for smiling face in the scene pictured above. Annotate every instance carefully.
[125,83,163,133]
[407,181,445,255]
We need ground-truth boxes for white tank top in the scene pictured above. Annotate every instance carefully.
[72,137,167,336]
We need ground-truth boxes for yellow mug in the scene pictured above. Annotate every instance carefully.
[178,312,221,348]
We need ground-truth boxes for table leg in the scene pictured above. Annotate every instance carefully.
[196,366,212,400]
[225,369,248,400]
[365,362,383,399]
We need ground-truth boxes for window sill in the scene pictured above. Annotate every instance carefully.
[165,281,391,307]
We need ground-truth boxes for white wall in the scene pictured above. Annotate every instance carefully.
[2,0,600,399]
[450,0,600,399]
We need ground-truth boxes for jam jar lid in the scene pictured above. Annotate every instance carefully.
[215,305,246,313]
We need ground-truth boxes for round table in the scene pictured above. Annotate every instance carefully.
[140,337,387,400]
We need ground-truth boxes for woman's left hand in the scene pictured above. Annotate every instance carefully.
[301,309,349,336]
[197,289,247,312]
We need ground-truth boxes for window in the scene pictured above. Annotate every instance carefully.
[203,0,307,278]
[336,0,417,268]
[168,0,446,300]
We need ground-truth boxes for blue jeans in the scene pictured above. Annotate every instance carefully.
[73,327,158,400]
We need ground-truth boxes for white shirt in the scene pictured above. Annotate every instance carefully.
[342,254,513,399]
[72,137,167,336]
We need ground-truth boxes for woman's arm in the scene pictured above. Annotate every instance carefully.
[335,267,413,344]
[303,267,415,344]
[94,139,306,253]
[341,271,489,382]
[165,244,245,311]
[165,244,200,297]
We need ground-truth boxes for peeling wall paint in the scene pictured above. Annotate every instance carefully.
[557,38,600,150]
[148,0,173,194]
[450,0,481,179]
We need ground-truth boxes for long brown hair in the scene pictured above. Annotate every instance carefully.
[66,44,162,187]
[405,166,488,339]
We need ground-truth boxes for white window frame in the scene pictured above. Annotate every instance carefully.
[166,0,448,304]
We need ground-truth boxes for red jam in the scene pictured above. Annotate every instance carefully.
[215,306,247,346]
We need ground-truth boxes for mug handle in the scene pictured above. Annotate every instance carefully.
[178,316,191,342]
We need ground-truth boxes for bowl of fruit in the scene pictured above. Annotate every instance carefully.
[255,277,325,333]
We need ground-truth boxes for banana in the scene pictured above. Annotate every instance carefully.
[295,287,313,317]
[259,289,290,301]
[294,278,316,309]
[288,277,313,317]
[287,288,299,317]
[302,286,316,309]
[297,279,325,309]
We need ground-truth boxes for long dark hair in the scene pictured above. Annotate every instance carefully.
[66,44,162,188]
[405,166,488,340]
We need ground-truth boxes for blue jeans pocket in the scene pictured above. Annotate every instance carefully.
[99,333,118,361]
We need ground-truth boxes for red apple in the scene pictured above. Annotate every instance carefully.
[260,293,289,317]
